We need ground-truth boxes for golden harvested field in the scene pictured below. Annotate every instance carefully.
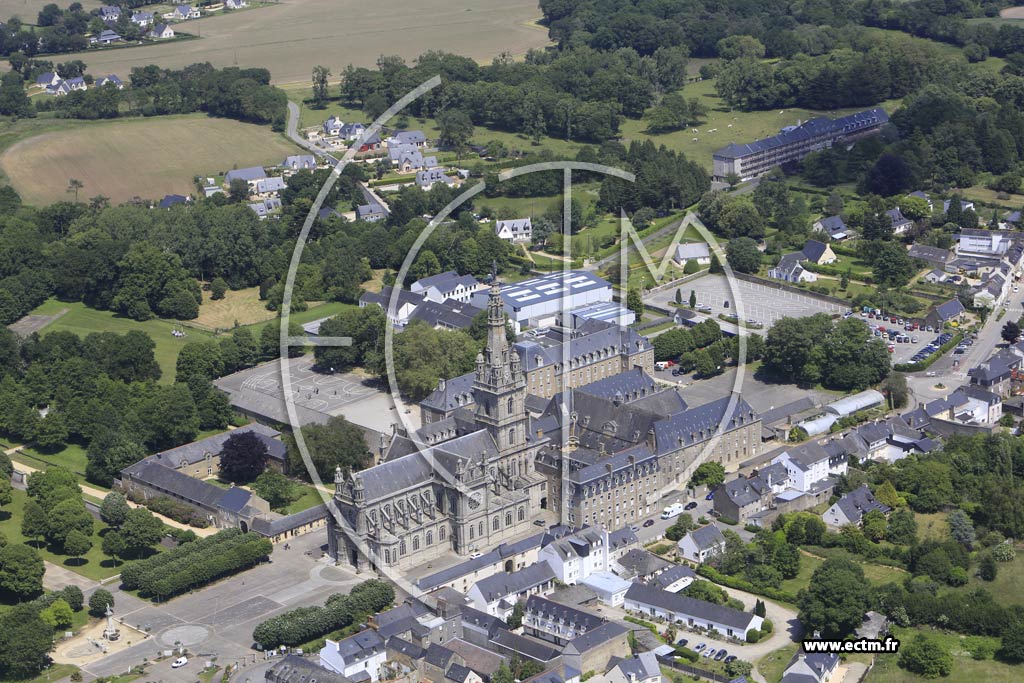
[193,286,277,330]
[1001,5,1024,18]
[47,0,551,85]
[0,0,98,20]
[0,114,299,205]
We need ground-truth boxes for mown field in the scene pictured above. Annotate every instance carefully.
[41,0,551,85]
[867,627,1016,683]
[0,0,98,19]
[0,114,299,205]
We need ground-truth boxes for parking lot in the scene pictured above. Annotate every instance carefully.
[644,274,845,327]
[857,312,957,366]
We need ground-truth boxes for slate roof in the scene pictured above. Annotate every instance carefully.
[772,251,805,278]
[651,395,757,455]
[420,371,475,413]
[565,620,629,652]
[801,239,829,263]
[473,563,555,602]
[356,203,387,219]
[283,154,316,170]
[908,244,951,264]
[423,643,457,669]
[446,664,474,683]
[413,271,480,296]
[159,194,188,208]
[524,595,605,631]
[489,630,561,661]
[777,442,831,471]
[417,168,453,187]
[225,166,266,184]
[409,299,482,330]
[149,424,286,468]
[574,368,665,405]
[333,630,385,664]
[933,298,965,321]
[613,652,660,682]
[616,548,670,577]
[649,563,697,590]
[393,130,426,145]
[248,504,328,537]
[714,109,887,160]
[685,524,726,551]
[218,486,252,513]
[255,176,287,194]
[815,215,847,235]
[886,207,911,227]
[386,636,424,659]
[833,484,890,524]
[268,655,351,683]
[121,459,225,509]
[624,582,756,631]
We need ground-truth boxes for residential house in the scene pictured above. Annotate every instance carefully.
[801,239,836,265]
[356,203,387,222]
[561,622,632,676]
[159,194,188,209]
[949,385,1003,424]
[714,469,778,524]
[131,11,154,26]
[780,651,839,683]
[282,155,317,171]
[923,269,946,284]
[522,595,605,646]
[771,442,847,493]
[255,176,288,195]
[390,130,427,148]
[495,218,533,243]
[65,77,87,92]
[538,527,617,584]
[768,252,816,283]
[267,656,350,683]
[677,524,726,564]
[411,271,483,304]
[323,116,344,137]
[98,5,120,22]
[389,146,427,172]
[812,215,848,241]
[96,74,123,88]
[907,190,933,210]
[416,167,454,190]
[91,28,122,44]
[944,198,975,215]
[357,131,382,152]
[908,244,953,270]
[466,563,556,618]
[359,286,425,327]
[149,23,175,39]
[647,563,696,593]
[968,355,1014,397]
[603,653,661,683]
[248,198,281,219]
[957,228,1014,257]
[319,630,387,682]
[614,549,671,581]
[674,242,711,267]
[166,5,201,20]
[340,122,367,140]
[35,72,61,88]
[225,166,267,189]
[886,207,913,235]
[924,298,965,329]
[623,583,763,640]
[579,571,632,607]
[822,484,890,529]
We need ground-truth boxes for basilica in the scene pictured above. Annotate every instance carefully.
[326,283,762,572]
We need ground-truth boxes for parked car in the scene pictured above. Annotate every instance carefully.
[678,638,688,648]
[704,649,715,658]
[705,490,715,500]
[172,658,188,669]
[684,501,698,510]
[911,336,919,343]
[643,519,655,527]
[694,643,706,652]
[533,519,545,526]
[724,656,737,664]
[715,650,728,661]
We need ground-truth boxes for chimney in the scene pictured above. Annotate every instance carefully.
[438,377,446,392]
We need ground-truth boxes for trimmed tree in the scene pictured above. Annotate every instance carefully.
[219,430,269,483]
[100,492,130,528]
[88,588,115,616]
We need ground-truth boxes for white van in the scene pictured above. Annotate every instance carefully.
[661,503,684,519]
[655,361,668,371]
[171,657,188,669]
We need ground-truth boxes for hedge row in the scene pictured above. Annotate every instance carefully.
[695,565,798,605]
[252,579,394,648]
[125,490,210,527]
[893,332,964,372]
[121,528,272,599]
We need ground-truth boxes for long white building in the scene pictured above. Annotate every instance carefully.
[471,271,613,331]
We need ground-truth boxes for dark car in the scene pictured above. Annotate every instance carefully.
[705,490,715,500]
[643,519,655,527]
[677,638,688,648]
[724,656,736,664]
[715,650,728,661]
[672,369,682,376]
[684,501,698,510]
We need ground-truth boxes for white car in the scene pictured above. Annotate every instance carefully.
[172,657,188,669]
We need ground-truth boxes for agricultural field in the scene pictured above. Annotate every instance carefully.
[42,0,551,86]
[0,114,299,205]
[0,0,98,19]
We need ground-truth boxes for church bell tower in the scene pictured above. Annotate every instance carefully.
[473,282,528,454]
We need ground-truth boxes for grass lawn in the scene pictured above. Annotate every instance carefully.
[783,551,906,595]
[193,287,279,331]
[0,113,299,205]
[28,298,215,383]
[12,443,90,480]
[914,512,949,542]
[0,488,147,582]
[866,626,1016,683]
[0,662,80,683]
[966,544,1024,605]
[757,642,799,683]
[242,301,359,338]
[283,482,328,514]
